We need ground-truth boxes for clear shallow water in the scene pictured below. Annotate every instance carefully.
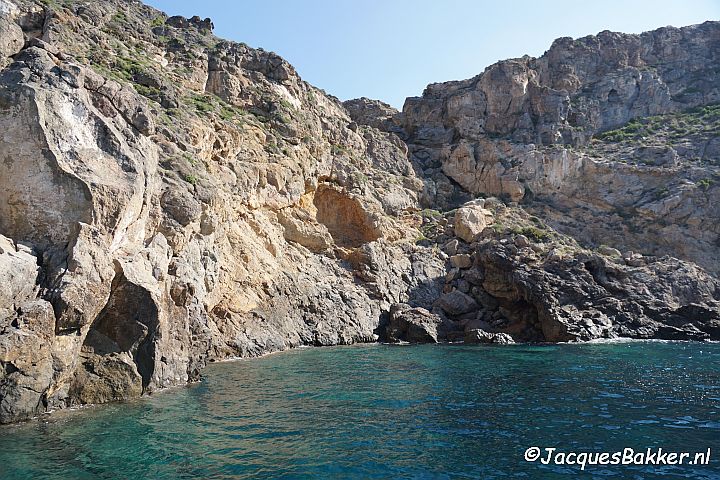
[1,342,719,479]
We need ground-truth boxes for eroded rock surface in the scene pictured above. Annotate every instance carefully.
[393,22,720,275]
[0,0,718,423]
[0,0,441,423]
[385,303,444,344]
[429,201,720,343]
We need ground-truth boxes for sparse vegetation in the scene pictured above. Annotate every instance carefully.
[697,178,715,191]
[492,222,505,234]
[352,172,369,186]
[111,11,128,24]
[278,98,294,110]
[529,216,543,226]
[594,104,720,144]
[420,209,443,220]
[512,226,550,242]
[331,144,348,156]
[414,233,429,244]
[113,56,148,81]
[182,153,198,167]
[134,84,161,100]
[654,186,670,199]
[183,93,247,124]
[37,0,75,9]
[150,16,165,28]
[188,94,214,114]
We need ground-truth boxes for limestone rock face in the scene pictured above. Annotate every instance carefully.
[343,97,401,133]
[0,0,718,423]
[0,234,56,421]
[0,0,439,423]
[0,236,38,318]
[0,15,23,69]
[394,21,720,276]
[402,23,719,149]
[277,208,333,253]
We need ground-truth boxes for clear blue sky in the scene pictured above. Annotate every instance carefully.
[146,0,720,109]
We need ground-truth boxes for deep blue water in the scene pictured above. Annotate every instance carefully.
[1,342,719,479]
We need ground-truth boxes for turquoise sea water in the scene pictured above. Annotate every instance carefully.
[1,342,719,479]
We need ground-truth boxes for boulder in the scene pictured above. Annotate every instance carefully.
[454,205,493,243]
[436,290,479,316]
[443,239,460,256]
[450,254,472,269]
[385,304,443,343]
[598,245,622,257]
[161,188,202,226]
[0,17,24,68]
[464,329,515,344]
[514,235,530,248]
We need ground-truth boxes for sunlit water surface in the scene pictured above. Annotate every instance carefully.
[1,342,719,479]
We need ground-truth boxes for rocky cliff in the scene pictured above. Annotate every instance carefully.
[0,0,718,423]
[0,0,447,423]
[393,22,720,274]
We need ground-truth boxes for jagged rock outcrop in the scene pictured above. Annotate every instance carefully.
[475,238,720,342]
[392,22,720,275]
[384,303,445,344]
[0,0,718,423]
[385,196,719,346]
[428,200,720,343]
[464,329,515,345]
[343,97,400,133]
[0,0,441,423]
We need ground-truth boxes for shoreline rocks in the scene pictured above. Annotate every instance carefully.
[0,0,718,424]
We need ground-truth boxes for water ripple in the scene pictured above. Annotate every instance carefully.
[0,342,719,479]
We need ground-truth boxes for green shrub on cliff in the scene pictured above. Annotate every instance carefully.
[697,178,714,191]
[593,104,720,144]
[512,226,550,242]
